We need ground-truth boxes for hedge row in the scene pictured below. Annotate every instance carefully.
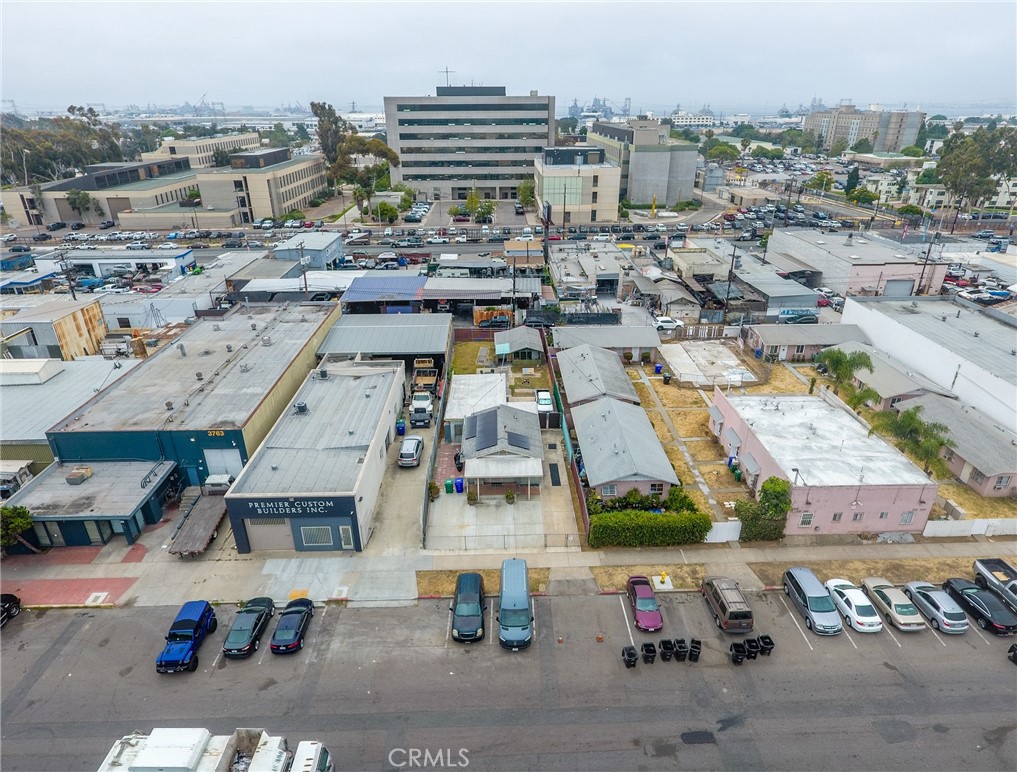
[588,509,713,548]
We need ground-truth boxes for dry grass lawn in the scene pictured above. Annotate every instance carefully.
[451,342,486,374]
[417,567,552,597]
[687,438,725,462]
[701,463,741,491]
[742,364,811,395]
[651,382,710,408]
[633,381,655,408]
[669,409,710,438]
[748,558,977,590]
[509,366,550,390]
[937,482,1017,519]
[626,368,642,381]
[646,410,674,444]
[665,445,695,482]
[591,564,706,592]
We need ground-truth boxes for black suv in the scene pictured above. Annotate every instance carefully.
[46,221,67,231]
[450,573,486,643]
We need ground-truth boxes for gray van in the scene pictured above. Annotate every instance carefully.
[498,559,533,650]
[783,566,843,635]
[701,576,754,633]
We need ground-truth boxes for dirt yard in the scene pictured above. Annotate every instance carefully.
[451,342,486,374]
[650,382,711,408]
[646,411,674,444]
[669,409,711,438]
[748,558,977,589]
[633,381,655,408]
[417,567,552,597]
[742,364,812,395]
[591,564,706,592]
[686,438,725,462]
[937,482,1017,519]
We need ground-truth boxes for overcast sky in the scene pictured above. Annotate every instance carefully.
[3,1,1015,118]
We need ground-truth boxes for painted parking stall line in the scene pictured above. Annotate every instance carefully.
[928,626,947,647]
[971,626,992,646]
[778,595,814,651]
[618,595,636,649]
[883,626,903,649]
[842,626,858,649]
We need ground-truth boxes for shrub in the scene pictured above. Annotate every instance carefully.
[428,481,440,502]
[467,490,478,505]
[308,198,324,207]
[623,351,634,364]
[505,490,516,504]
[640,351,651,364]
[588,509,712,548]
[665,485,698,513]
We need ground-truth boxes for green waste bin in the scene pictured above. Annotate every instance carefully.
[444,478,454,494]
[734,468,742,482]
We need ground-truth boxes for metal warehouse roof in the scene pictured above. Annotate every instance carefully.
[340,275,426,303]
[317,312,453,357]
[572,397,679,487]
[749,324,869,347]
[445,373,507,420]
[556,344,638,405]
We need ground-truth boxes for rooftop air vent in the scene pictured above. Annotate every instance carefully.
[195,372,204,381]
[213,324,221,331]
[319,368,328,379]
[177,344,186,357]
[226,344,233,352]
[261,336,272,346]
[251,323,257,331]
[239,363,249,373]
[294,401,308,414]
[165,400,174,411]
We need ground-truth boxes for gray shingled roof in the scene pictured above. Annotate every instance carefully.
[317,313,452,357]
[572,398,679,487]
[460,404,543,460]
[495,326,542,354]
[750,324,869,346]
[553,325,661,350]
[556,344,638,405]
[897,394,1017,476]
[831,341,953,400]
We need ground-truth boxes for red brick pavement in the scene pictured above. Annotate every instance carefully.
[122,543,148,563]
[1,545,102,568]
[0,577,137,607]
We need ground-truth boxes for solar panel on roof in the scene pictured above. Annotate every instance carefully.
[506,431,530,450]
[475,410,498,451]
[463,415,477,440]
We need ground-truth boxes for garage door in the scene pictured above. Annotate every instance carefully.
[204,448,243,477]
[882,279,915,298]
[244,518,293,551]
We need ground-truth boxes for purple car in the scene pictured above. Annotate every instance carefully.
[627,576,663,632]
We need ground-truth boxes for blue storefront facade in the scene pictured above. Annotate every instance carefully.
[225,494,363,553]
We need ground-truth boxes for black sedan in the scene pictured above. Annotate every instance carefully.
[222,597,275,657]
[1,593,22,627]
[942,578,1017,636]
[270,598,314,654]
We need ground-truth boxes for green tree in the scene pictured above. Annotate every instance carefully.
[475,200,495,220]
[915,168,940,185]
[900,145,924,157]
[556,116,578,135]
[517,179,535,207]
[847,188,878,205]
[806,171,835,194]
[310,101,354,168]
[464,188,481,216]
[211,147,231,167]
[740,138,752,153]
[843,383,881,412]
[937,127,1015,228]
[816,348,873,395]
[736,477,790,542]
[896,204,925,221]
[1,505,39,553]
[294,123,311,141]
[844,166,860,193]
[706,143,739,162]
[264,122,290,147]
[65,189,95,223]
[869,405,955,476]
[830,138,849,157]
[372,202,399,223]
[851,138,873,153]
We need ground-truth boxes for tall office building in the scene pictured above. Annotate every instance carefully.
[802,105,925,153]
[384,86,554,202]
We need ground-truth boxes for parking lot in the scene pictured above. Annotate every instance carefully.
[3,585,1015,771]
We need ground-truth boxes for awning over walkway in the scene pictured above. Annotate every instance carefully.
[465,457,544,481]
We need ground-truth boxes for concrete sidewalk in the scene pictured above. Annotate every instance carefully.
[2,525,1012,608]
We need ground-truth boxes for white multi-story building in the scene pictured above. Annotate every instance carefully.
[384,86,554,202]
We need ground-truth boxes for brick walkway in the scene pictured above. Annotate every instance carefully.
[1,577,137,607]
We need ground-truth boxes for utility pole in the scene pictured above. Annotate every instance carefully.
[298,242,309,300]
[915,231,940,295]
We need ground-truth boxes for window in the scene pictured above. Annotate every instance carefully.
[794,345,805,354]
[852,512,863,522]
[116,317,131,329]
[943,448,954,461]
[994,475,1012,490]
[879,511,889,520]
[899,510,915,526]
[971,470,986,484]
[301,526,333,547]
[592,175,599,186]
[832,512,842,522]
[590,209,597,221]
[602,484,617,497]
[591,192,598,204]
[339,525,355,549]
[799,512,814,527]
[258,518,286,526]
[650,483,664,496]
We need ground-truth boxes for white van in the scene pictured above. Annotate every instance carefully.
[592,234,611,242]
[291,740,333,772]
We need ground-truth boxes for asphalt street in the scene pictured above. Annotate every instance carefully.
[2,592,1015,771]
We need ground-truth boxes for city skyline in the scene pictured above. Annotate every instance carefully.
[2,1,1015,118]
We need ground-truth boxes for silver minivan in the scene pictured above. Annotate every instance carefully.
[783,566,842,635]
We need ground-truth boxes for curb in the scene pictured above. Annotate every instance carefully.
[17,603,116,610]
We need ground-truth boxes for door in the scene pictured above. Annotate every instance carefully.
[882,279,915,298]
[244,518,294,550]
[203,448,243,477]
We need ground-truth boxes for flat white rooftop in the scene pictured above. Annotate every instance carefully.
[726,394,929,487]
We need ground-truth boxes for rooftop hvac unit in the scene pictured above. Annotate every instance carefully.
[294,401,309,414]
[65,466,94,486]
[239,363,249,373]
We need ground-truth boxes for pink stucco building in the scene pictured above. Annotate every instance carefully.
[710,389,936,535]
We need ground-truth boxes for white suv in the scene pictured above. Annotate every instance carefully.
[654,316,683,332]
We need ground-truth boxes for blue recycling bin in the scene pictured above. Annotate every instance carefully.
[454,477,465,494]
[396,419,406,436]
[654,363,663,374]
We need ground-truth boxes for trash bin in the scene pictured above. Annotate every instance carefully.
[673,638,689,662]
[663,372,672,385]
[734,468,742,482]
[622,646,638,668]
[640,642,657,664]
[654,363,663,374]
[688,639,702,663]
[730,642,746,665]
[444,478,454,494]
[454,477,464,494]
[658,639,675,662]
[744,638,760,660]
[396,419,406,436]
[757,634,775,656]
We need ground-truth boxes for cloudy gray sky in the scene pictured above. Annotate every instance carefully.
[3,1,1015,117]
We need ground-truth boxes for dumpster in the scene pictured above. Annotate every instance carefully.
[654,363,663,374]
[744,638,760,660]
[730,642,746,665]
[688,638,702,663]
[454,477,465,494]
[396,419,406,436]
[658,639,675,662]
[757,634,775,656]
[640,642,657,664]
[444,478,454,494]
[673,639,689,662]
[622,646,638,668]
[663,372,672,385]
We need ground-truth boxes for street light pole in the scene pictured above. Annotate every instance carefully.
[22,149,29,186]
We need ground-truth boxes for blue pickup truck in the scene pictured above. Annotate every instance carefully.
[156,601,218,673]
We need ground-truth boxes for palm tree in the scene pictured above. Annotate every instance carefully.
[869,405,955,475]
[816,348,874,395]
[844,384,880,412]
